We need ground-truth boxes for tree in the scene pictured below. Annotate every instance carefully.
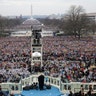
[0,17,6,32]
[0,16,23,37]
[89,19,96,35]
[38,18,61,31]
[63,5,89,39]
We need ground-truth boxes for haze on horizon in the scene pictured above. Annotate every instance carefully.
[0,0,96,16]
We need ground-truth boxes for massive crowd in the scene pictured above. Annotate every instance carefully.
[0,37,31,83]
[43,36,96,83]
[0,36,96,84]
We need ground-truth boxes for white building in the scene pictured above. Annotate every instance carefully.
[11,17,54,37]
[86,13,96,21]
[41,31,53,37]
[11,31,32,37]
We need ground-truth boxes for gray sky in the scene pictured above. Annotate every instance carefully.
[0,0,96,16]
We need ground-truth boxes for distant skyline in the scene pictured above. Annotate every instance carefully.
[0,0,96,16]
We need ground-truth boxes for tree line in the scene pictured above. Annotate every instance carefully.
[0,16,23,36]
[0,5,96,38]
[39,5,96,39]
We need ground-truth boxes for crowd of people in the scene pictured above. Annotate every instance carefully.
[0,36,96,84]
[0,37,31,83]
[43,36,96,83]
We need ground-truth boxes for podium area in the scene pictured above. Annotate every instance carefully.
[15,86,64,96]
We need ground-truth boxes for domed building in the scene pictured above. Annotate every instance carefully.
[16,17,43,31]
[23,17,41,25]
[11,17,43,36]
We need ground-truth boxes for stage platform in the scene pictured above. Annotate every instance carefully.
[15,86,68,96]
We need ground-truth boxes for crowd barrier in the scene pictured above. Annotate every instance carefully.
[0,74,96,94]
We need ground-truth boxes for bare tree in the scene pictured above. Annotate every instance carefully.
[63,5,89,39]
[89,19,96,35]
[0,16,23,36]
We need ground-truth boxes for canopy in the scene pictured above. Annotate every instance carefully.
[32,52,41,57]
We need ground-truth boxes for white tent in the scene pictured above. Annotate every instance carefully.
[32,52,41,57]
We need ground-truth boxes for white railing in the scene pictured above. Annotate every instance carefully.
[0,82,22,94]
[60,82,96,94]
[0,74,96,94]
[21,74,96,94]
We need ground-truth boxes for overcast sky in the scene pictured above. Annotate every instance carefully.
[0,0,96,16]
